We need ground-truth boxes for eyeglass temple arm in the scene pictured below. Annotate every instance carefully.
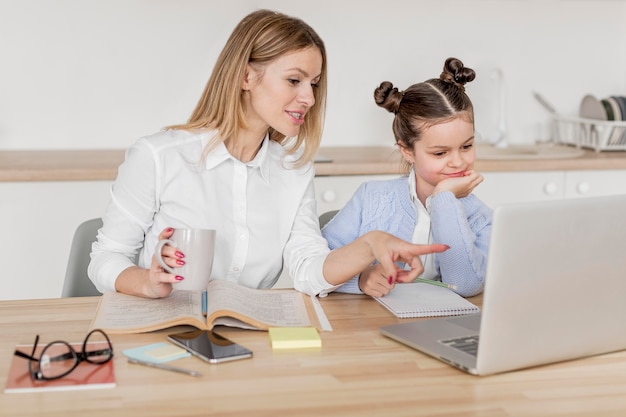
[12,346,74,362]
[13,350,39,362]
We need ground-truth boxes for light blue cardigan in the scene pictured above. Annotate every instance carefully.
[321,176,492,297]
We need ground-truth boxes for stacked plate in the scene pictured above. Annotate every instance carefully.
[578,94,626,149]
[580,94,626,121]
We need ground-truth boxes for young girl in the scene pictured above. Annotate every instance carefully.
[322,57,492,298]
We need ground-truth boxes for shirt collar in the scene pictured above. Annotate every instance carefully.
[407,167,432,213]
[203,134,271,183]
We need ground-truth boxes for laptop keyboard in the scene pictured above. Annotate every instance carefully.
[440,335,479,357]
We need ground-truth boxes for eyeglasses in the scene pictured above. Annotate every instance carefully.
[13,329,113,381]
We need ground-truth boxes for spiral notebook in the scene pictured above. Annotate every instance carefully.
[374,282,479,318]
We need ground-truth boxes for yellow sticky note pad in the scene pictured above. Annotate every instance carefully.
[268,327,321,350]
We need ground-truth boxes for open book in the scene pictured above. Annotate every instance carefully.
[374,282,480,318]
[90,279,329,334]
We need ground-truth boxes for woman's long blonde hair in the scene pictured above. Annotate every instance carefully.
[170,9,327,167]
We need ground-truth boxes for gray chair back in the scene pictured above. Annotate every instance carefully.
[319,210,339,229]
[61,218,103,297]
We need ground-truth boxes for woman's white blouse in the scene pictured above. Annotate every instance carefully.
[88,129,337,296]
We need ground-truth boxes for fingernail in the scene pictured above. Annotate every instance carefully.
[388,275,393,285]
[166,227,174,233]
[176,259,185,266]
[175,276,184,281]
[175,251,185,258]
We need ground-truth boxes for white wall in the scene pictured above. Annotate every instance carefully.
[1,0,625,151]
[2,0,626,300]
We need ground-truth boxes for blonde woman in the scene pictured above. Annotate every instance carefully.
[89,9,447,299]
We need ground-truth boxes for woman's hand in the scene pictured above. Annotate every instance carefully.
[145,227,186,298]
[433,170,483,199]
[362,231,449,284]
[323,231,448,287]
[115,227,188,298]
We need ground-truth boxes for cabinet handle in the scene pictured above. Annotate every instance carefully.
[321,190,337,203]
[543,182,558,195]
[576,181,590,195]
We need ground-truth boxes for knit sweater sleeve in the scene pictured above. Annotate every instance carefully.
[321,178,415,294]
[429,191,492,297]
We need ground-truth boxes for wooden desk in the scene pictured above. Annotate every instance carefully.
[2,294,626,416]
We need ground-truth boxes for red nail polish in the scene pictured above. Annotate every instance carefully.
[176,259,185,266]
[175,251,185,258]
[166,227,174,233]
[175,276,184,281]
[388,275,393,285]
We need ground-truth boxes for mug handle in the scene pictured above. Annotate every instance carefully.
[154,239,177,274]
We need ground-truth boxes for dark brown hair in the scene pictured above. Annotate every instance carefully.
[374,57,476,170]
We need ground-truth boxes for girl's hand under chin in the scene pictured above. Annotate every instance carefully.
[433,170,484,199]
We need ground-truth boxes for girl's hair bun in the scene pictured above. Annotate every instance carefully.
[440,57,476,91]
[374,81,403,114]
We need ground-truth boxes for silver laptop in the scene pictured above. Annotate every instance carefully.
[380,194,626,375]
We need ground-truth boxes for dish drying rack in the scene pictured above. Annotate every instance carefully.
[552,115,626,152]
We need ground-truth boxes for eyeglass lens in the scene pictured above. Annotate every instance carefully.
[82,329,113,364]
[35,341,77,379]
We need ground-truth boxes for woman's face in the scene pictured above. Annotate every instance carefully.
[400,117,476,196]
[243,47,323,138]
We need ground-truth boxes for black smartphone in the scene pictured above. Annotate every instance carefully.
[167,329,253,364]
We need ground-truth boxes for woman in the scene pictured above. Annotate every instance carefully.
[323,58,492,298]
[88,9,447,299]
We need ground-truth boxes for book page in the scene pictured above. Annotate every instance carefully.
[90,290,204,332]
[207,280,311,328]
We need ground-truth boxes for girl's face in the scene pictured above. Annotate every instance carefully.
[400,117,476,197]
[243,47,322,138]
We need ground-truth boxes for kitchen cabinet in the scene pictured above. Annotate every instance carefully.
[474,171,566,207]
[474,170,626,208]
[0,181,113,301]
[314,174,397,215]
[316,169,626,215]
[564,170,626,199]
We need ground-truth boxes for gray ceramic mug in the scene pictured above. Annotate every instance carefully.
[154,228,216,291]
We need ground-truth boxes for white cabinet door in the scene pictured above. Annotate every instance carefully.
[0,181,112,300]
[474,171,566,207]
[316,171,573,213]
[564,170,626,199]
[314,175,397,215]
